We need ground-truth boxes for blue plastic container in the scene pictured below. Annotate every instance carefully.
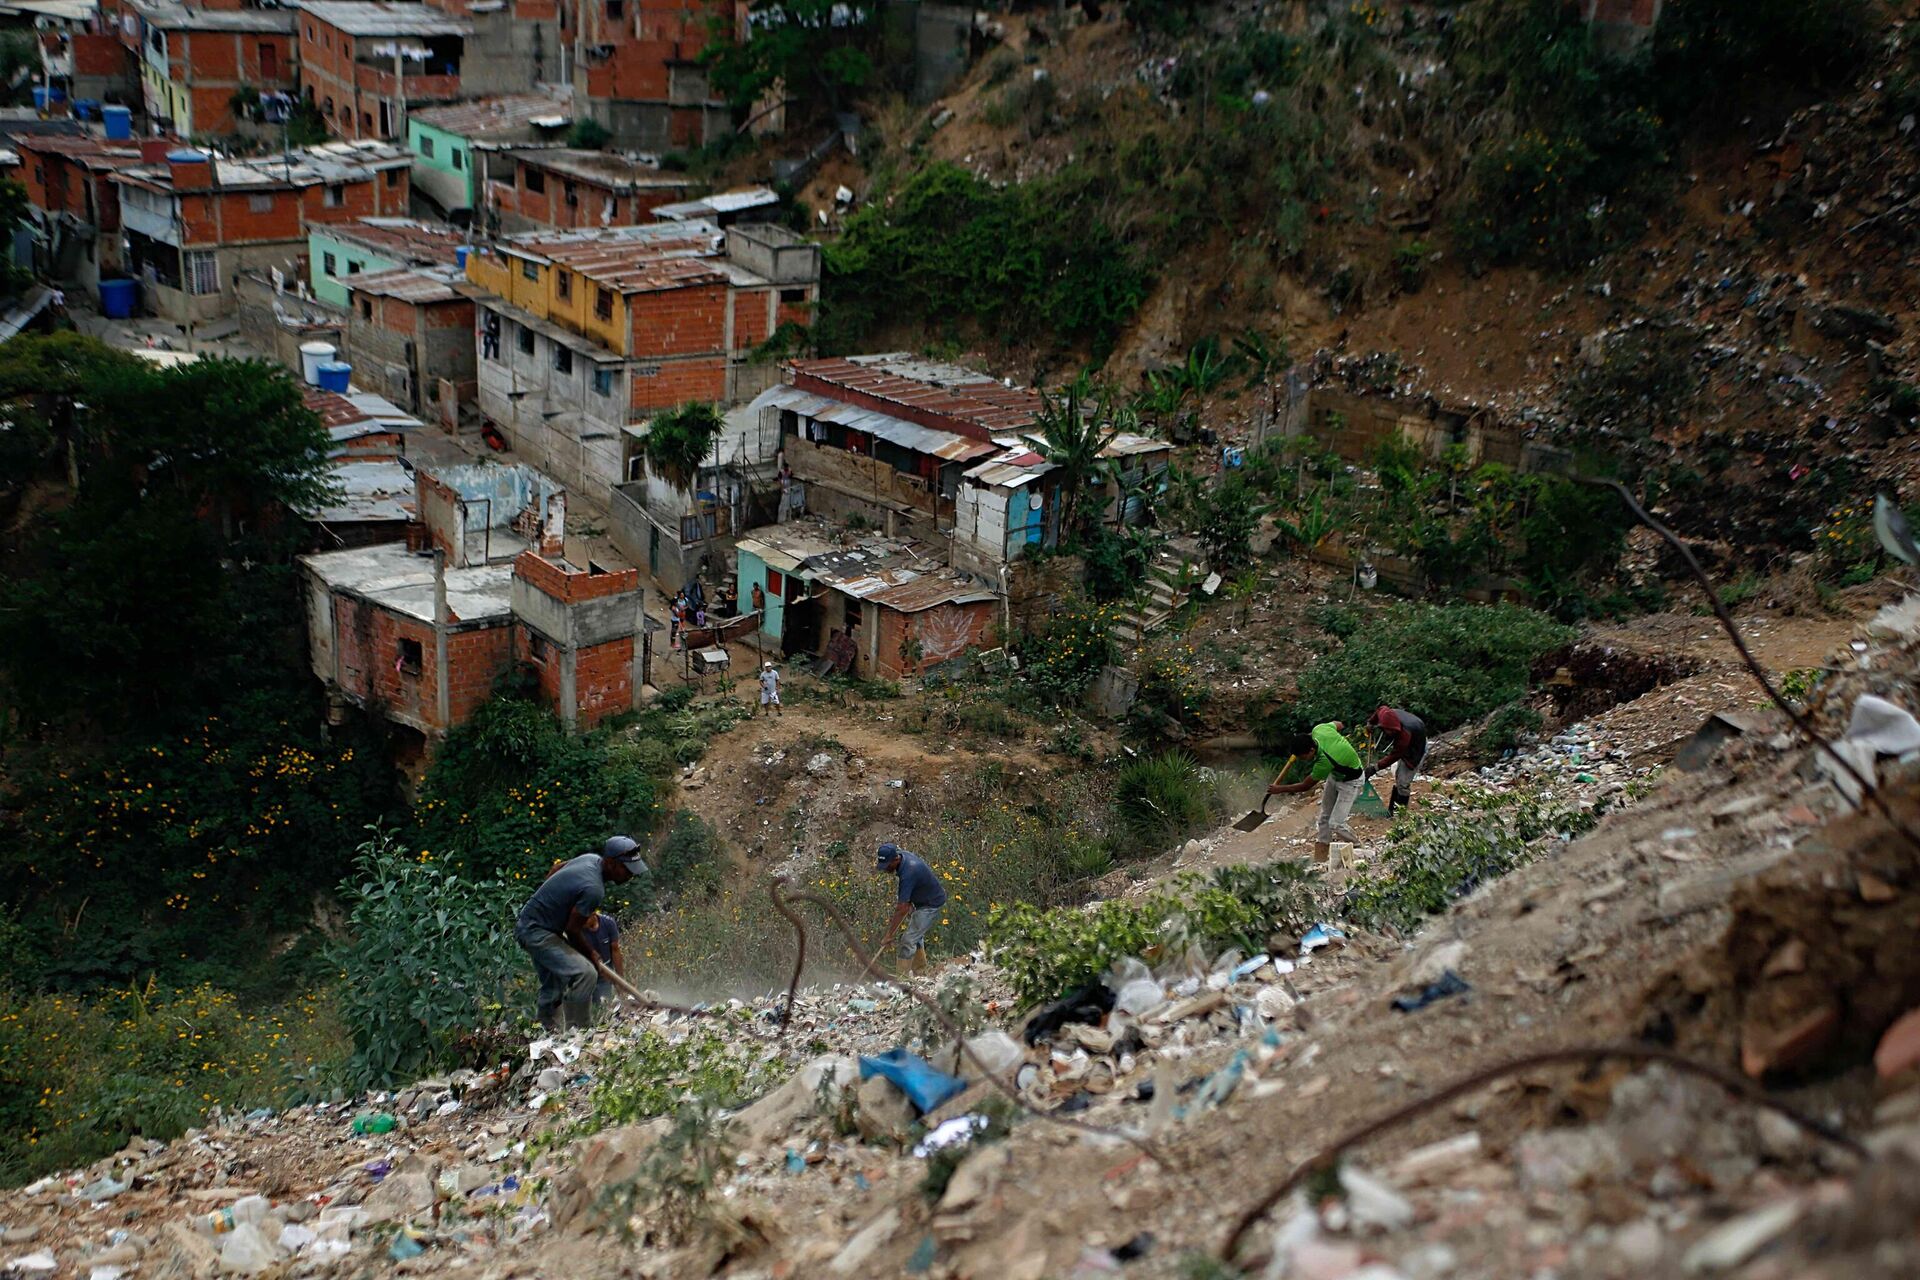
[98,278,137,319]
[454,245,469,269]
[31,88,48,112]
[101,105,132,139]
[316,361,353,393]
[73,100,98,122]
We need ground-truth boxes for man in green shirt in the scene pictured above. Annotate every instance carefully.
[1268,721,1366,863]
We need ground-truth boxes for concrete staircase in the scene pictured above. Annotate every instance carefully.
[1114,549,1202,643]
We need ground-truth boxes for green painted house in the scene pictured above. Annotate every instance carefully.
[406,92,573,219]
[307,219,467,309]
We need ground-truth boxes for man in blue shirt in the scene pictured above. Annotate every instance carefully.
[874,841,946,974]
[582,911,623,1011]
[515,836,647,1031]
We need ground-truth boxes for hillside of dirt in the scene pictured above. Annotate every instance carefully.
[8,589,1920,1279]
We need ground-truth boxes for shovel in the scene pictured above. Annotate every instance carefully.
[1233,755,1296,831]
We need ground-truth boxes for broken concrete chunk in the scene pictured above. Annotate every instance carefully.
[734,1055,857,1148]
[853,1075,915,1146]
[360,1171,434,1223]
[828,1206,901,1276]
[1680,1199,1802,1273]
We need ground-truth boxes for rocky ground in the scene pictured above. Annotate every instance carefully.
[6,593,1920,1279]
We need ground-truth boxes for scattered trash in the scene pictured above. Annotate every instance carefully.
[388,1230,426,1262]
[1113,1231,1155,1261]
[1301,923,1347,954]
[78,1176,128,1201]
[858,1049,967,1114]
[785,1148,805,1174]
[350,1112,396,1135]
[912,1114,990,1157]
[1846,693,1920,755]
[1231,954,1272,980]
[4,1252,56,1274]
[1392,969,1471,1013]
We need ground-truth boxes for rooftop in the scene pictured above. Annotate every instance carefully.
[300,541,515,625]
[652,186,780,222]
[789,354,1044,438]
[295,1,471,37]
[325,216,467,262]
[303,383,424,433]
[481,220,732,293]
[310,458,416,525]
[14,135,147,172]
[734,518,998,612]
[348,265,465,304]
[124,0,296,32]
[115,139,413,192]
[411,91,573,140]
[511,148,697,191]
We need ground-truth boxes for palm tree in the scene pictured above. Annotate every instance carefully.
[1021,373,1120,541]
[640,401,725,494]
[1233,328,1290,447]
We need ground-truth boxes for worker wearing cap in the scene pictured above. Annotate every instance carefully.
[1267,721,1365,864]
[514,836,648,1031]
[873,841,945,974]
[1366,705,1428,814]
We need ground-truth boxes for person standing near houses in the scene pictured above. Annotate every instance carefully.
[1366,705,1428,814]
[758,660,782,716]
[1267,721,1366,864]
[513,837,647,1031]
[873,841,946,974]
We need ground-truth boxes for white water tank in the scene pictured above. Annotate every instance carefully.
[300,340,337,386]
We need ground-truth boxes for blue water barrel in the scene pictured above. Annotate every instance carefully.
[49,86,65,104]
[454,245,469,269]
[101,105,132,139]
[31,88,48,112]
[73,100,97,121]
[99,278,137,319]
[316,361,352,393]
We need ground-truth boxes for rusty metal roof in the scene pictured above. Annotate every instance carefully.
[410,91,573,140]
[328,217,466,263]
[348,266,464,304]
[789,355,1043,434]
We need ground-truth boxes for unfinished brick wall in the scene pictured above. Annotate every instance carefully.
[870,601,995,681]
[512,551,637,602]
[572,636,635,725]
[626,358,728,411]
[445,625,516,722]
[628,281,727,355]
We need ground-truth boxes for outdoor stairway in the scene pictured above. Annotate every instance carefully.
[1114,549,1202,644]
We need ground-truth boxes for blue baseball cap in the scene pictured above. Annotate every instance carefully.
[875,842,900,868]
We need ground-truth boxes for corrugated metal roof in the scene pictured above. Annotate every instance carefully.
[410,91,572,140]
[789,355,1043,435]
[867,573,1000,613]
[295,1,470,37]
[652,186,780,220]
[782,389,996,462]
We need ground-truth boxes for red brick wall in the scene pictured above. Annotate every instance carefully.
[627,359,727,411]
[629,280,725,355]
[731,287,770,350]
[72,33,123,77]
[776,291,814,331]
[301,16,449,140]
[424,296,474,329]
[870,601,996,680]
[512,551,639,603]
[514,626,567,708]
[445,625,515,723]
[573,636,634,726]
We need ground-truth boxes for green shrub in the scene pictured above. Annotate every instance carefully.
[593,1098,742,1245]
[1343,787,1597,934]
[1080,527,1155,603]
[1286,602,1574,736]
[817,163,1147,358]
[986,860,1326,1006]
[416,689,658,885]
[1113,750,1216,851]
[1473,703,1544,762]
[640,810,725,907]
[333,829,528,1089]
[0,980,343,1183]
[1019,597,1120,705]
[581,1027,790,1138]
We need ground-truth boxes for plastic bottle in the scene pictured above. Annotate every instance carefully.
[193,1194,269,1237]
[350,1112,396,1135]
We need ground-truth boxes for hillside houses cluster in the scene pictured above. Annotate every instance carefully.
[5,0,1173,748]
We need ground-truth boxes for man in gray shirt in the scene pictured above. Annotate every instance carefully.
[874,841,946,975]
[515,836,648,1031]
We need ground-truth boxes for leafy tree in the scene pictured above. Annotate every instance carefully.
[640,401,725,495]
[1021,374,1120,540]
[569,117,612,150]
[414,687,658,885]
[0,343,331,730]
[702,0,879,115]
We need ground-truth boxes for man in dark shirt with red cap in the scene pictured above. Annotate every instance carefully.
[1368,706,1428,815]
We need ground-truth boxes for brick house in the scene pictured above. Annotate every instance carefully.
[406,89,572,219]
[296,1,471,141]
[461,219,819,510]
[307,214,465,307]
[300,461,646,759]
[16,135,147,302]
[485,147,697,233]
[110,138,412,323]
[732,519,999,680]
[343,265,475,418]
[567,0,732,151]
[110,0,300,137]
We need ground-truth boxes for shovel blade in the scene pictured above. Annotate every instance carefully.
[1232,809,1270,832]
